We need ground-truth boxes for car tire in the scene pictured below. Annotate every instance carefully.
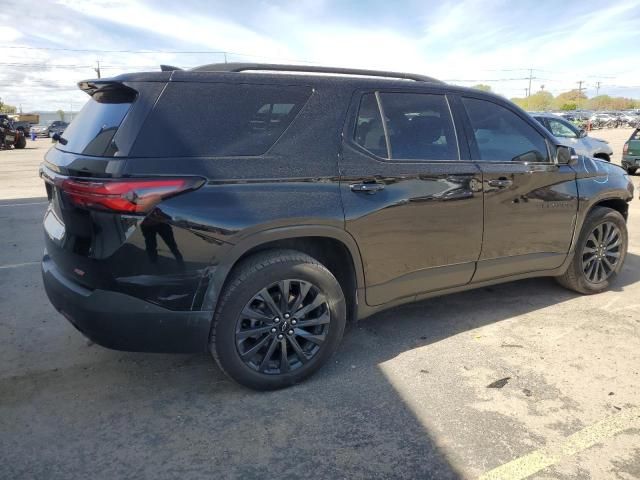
[14,135,26,149]
[627,167,637,175]
[210,249,346,390]
[556,207,627,294]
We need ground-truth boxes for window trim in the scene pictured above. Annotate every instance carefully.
[459,94,554,165]
[349,89,463,163]
[375,91,393,159]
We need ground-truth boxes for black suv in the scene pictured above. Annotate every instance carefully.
[41,63,633,390]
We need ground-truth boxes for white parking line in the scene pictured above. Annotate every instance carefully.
[0,261,40,270]
[479,407,640,480]
[0,201,48,208]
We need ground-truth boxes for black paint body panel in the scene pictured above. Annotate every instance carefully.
[40,70,633,352]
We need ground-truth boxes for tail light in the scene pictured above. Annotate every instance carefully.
[61,177,205,213]
[623,143,629,154]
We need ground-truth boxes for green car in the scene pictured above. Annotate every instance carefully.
[622,128,640,175]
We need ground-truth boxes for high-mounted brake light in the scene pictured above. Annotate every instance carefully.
[61,177,205,213]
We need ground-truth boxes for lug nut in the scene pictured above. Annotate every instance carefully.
[291,319,297,325]
[274,317,280,323]
[277,334,284,340]
[270,327,277,333]
[288,329,294,335]
[284,313,290,319]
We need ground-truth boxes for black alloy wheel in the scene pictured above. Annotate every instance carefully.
[556,207,627,294]
[235,279,330,374]
[581,221,622,284]
[210,249,346,390]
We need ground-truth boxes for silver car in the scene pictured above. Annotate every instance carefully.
[532,112,613,162]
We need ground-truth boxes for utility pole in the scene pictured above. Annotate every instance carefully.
[595,81,601,96]
[94,60,101,79]
[526,68,535,110]
[576,80,584,108]
[223,52,227,64]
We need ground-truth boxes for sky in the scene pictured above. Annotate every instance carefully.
[1,0,639,112]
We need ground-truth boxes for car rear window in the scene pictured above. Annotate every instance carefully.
[631,129,640,140]
[130,82,312,157]
[57,88,135,157]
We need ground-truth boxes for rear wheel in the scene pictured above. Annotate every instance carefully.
[210,249,346,390]
[627,167,637,175]
[556,207,627,294]
[14,135,26,149]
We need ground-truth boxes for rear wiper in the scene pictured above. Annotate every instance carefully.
[51,133,68,145]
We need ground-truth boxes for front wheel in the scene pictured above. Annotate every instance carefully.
[556,207,627,294]
[210,249,346,390]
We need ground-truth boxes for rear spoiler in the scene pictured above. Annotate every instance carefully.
[77,80,137,102]
[160,64,182,72]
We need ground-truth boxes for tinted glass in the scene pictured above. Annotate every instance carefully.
[546,118,578,138]
[463,97,549,163]
[58,88,134,157]
[354,93,388,157]
[379,93,458,160]
[132,83,311,157]
[631,129,640,140]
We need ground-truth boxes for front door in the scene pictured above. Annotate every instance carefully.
[459,95,578,281]
[340,90,484,306]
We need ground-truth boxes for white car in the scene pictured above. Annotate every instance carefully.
[531,113,614,162]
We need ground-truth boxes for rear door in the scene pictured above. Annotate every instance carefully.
[459,95,578,281]
[340,89,483,306]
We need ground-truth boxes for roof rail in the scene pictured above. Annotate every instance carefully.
[190,62,443,84]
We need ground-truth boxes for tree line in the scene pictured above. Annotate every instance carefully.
[472,84,640,111]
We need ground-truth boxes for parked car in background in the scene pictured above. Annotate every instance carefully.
[49,120,69,137]
[41,63,633,390]
[31,124,52,137]
[622,128,640,175]
[31,121,69,138]
[531,112,613,161]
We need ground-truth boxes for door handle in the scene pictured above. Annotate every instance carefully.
[350,182,385,194]
[487,178,513,189]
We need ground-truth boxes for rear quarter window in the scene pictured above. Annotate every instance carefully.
[57,88,135,157]
[131,82,312,157]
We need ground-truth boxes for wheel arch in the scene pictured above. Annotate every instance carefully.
[593,153,610,162]
[201,226,366,322]
[590,197,629,221]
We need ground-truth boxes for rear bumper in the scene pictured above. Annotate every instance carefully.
[42,254,212,353]
[622,155,640,167]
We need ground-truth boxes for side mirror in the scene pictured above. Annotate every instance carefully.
[578,129,588,138]
[556,145,578,165]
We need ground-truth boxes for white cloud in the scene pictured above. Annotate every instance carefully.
[1,0,639,111]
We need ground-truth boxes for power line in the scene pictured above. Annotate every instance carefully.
[0,44,317,64]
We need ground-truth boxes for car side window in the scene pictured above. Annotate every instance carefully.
[354,93,388,158]
[462,97,550,163]
[547,118,578,138]
[379,92,459,160]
